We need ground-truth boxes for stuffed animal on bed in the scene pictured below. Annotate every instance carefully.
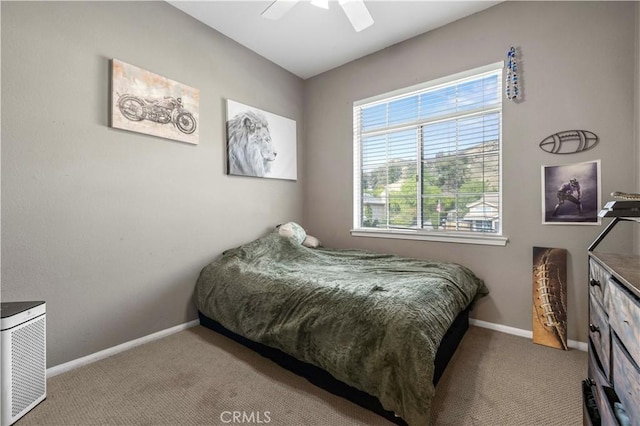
[276,222,321,248]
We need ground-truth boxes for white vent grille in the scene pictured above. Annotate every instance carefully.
[11,317,46,416]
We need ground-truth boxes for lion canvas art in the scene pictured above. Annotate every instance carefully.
[226,100,297,180]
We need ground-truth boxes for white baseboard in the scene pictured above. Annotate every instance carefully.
[470,318,588,352]
[47,317,585,378]
[47,319,200,378]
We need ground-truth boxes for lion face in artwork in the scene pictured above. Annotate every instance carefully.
[227,111,277,177]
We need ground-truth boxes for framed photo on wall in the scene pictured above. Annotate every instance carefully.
[111,59,200,145]
[226,99,297,181]
[541,159,601,225]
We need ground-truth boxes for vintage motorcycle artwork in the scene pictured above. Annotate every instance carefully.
[117,94,197,134]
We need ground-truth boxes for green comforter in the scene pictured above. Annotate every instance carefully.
[196,233,488,425]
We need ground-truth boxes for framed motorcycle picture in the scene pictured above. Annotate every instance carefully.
[110,59,199,145]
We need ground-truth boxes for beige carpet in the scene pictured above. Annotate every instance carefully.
[18,325,586,426]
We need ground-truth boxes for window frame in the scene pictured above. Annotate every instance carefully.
[351,62,508,246]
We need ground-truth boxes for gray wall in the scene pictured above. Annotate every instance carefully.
[303,1,637,343]
[1,1,304,367]
[2,1,638,367]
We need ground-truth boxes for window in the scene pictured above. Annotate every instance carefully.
[352,62,507,246]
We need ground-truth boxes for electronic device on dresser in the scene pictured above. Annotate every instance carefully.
[583,200,640,426]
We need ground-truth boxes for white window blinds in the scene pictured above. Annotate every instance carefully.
[353,63,502,237]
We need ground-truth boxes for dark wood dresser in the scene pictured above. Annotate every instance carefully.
[584,249,640,425]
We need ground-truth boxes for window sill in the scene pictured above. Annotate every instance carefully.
[350,228,509,246]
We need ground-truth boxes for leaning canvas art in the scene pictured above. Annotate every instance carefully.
[532,246,568,351]
[226,99,297,180]
[111,59,199,144]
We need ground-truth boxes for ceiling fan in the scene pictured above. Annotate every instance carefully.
[262,0,374,32]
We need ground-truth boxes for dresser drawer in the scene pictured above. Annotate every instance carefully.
[612,334,640,423]
[589,297,611,379]
[608,277,640,367]
[588,342,618,426]
[582,379,599,426]
[589,259,610,309]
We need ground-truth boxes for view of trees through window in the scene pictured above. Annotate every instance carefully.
[356,70,501,234]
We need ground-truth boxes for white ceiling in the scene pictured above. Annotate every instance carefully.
[167,1,502,80]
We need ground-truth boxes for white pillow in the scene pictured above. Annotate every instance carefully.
[302,235,321,248]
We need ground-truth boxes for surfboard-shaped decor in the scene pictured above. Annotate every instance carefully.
[532,247,568,350]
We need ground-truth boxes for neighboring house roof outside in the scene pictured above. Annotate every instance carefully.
[466,193,500,209]
[463,193,500,222]
[362,194,385,206]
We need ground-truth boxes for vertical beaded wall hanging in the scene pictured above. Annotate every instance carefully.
[505,46,520,101]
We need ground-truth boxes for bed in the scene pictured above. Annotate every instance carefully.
[195,232,488,425]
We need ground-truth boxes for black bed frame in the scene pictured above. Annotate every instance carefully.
[198,306,470,425]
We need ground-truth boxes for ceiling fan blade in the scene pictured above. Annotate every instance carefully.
[262,0,299,20]
[339,0,374,32]
[310,0,329,9]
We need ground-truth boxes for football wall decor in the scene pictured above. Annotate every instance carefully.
[539,130,598,154]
